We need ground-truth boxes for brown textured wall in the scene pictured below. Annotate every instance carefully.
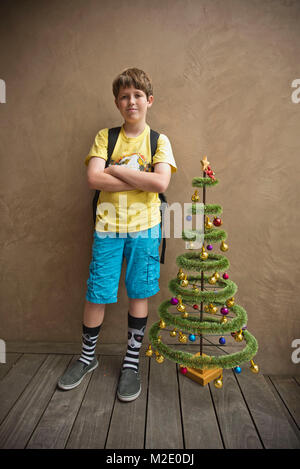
[1,0,300,374]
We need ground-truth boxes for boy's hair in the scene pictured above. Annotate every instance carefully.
[112,68,153,99]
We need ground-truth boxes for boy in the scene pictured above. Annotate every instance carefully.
[58,68,177,401]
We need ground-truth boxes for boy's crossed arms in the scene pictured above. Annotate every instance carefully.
[87,156,171,193]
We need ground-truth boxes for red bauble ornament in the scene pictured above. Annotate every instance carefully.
[193,304,199,310]
[205,165,216,180]
[223,273,229,279]
[180,367,188,375]
[213,217,222,227]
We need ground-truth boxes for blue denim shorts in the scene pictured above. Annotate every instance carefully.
[86,224,161,304]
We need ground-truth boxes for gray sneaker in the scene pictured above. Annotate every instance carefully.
[117,368,141,402]
[57,358,98,390]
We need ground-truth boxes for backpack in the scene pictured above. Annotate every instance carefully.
[92,126,167,264]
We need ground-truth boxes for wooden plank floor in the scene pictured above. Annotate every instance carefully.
[0,348,300,449]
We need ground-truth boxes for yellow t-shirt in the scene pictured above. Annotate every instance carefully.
[85,124,177,232]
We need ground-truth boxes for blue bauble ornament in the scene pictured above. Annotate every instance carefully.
[234,366,242,374]
[219,337,226,345]
[186,215,192,221]
[189,334,196,342]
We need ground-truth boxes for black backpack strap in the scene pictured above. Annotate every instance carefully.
[93,127,121,224]
[150,129,167,265]
[159,193,167,264]
[150,129,160,160]
[107,127,121,165]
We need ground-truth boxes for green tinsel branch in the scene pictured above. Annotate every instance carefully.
[155,298,246,334]
[175,253,229,273]
[182,228,227,243]
[168,277,236,304]
[187,204,223,215]
[148,322,258,369]
[192,177,219,188]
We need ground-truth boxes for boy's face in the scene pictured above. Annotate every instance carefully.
[115,86,153,125]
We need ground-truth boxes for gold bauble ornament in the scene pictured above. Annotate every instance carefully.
[220,240,229,252]
[208,275,217,285]
[234,330,244,342]
[204,305,210,313]
[180,274,189,287]
[250,360,259,373]
[177,269,185,280]
[214,375,223,389]
[193,285,199,293]
[210,305,218,314]
[220,316,228,324]
[146,345,153,357]
[181,311,189,319]
[176,297,186,313]
[159,320,166,329]
[178,332,188,343]
[157,335,162,343]
[156,355,165,364]
[226,298,235,308]
[191,190,200,202]
[177,303,186,313]
[205,217,213,230]
[200,246,208,260]
[213,271,220,280]
[170,328,177,337]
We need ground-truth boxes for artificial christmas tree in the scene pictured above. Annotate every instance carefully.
[147,157,258,388]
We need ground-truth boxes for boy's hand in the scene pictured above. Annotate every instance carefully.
[103,165,114,175]
[104,165,122,176]
[105,165,134,177]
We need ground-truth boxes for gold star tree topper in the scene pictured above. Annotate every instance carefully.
[201,156,210,171]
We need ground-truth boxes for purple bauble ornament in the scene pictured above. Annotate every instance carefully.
[171,297,179,305]
[186,215,192,221]
[207,244,213,250]
[223,273,229,279]
[220,306,229,315]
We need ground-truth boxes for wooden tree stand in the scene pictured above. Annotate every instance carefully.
[185,353,223,386]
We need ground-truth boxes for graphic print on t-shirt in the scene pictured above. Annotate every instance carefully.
[111,153,152,172]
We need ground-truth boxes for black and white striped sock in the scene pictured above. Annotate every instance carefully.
[122,313,147,372]
[78,323,101,366]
